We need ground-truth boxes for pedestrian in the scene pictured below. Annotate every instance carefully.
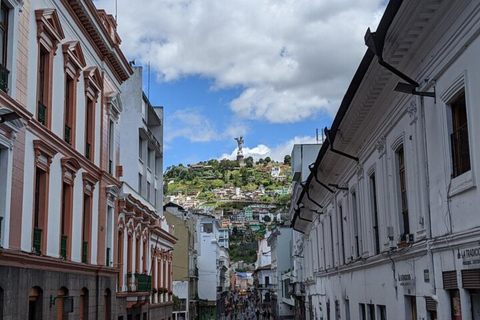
[255,307,259,319]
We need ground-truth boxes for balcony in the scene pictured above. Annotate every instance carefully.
[37,101,46,125]
[126,273,152,292]
[33,228,42,254]
[82,241,88,263]
[108,159,113,174]
[64,125,72,145]
[0,64,9,93]
[60,235,68,259]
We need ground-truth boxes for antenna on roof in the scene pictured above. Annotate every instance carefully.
[115,0,118,22]
[316,128,319,144]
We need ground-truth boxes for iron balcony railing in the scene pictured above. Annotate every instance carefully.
[137,274,152,292]
[126,273,152,292]
[64,125,72,145]
[106,247,111,267]
[0,64,9,93]
[33,228,42,254]
[451,123,471,178]
[82,241,88,263]
[37,101,46,125]
[60,235,68,259]
[109,159,113,174]
[85,143,91,160]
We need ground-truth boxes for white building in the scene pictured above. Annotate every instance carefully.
[196,216,230,319]
[267,226,294,319]
[292,1,480,319]
[119,66,176,318]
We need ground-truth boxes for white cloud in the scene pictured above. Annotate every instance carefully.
[219,135,319,162]
[95,0,385,123]
[165,108,249,142]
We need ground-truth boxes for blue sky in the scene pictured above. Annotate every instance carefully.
[95,0,385,169]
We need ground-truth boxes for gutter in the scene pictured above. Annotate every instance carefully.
[292,0,404,228]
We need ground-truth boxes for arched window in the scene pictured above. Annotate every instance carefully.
[80,288,89,320]
[28,286,43,320]
[103,289,111,320]
[56,287,69,320]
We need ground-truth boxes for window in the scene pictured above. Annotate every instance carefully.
[450,290,461,320]
[60,183,72,259]
[265,276,270,286]
[37,49,50,126]
[147,148,152,168]
[396,145,410,241]
[359,304,366,320]
[106,206,113,267]
[339,205,345,264]
[64,77,75,145]
[32,141,56,254]
[33,168,47,254]
[60,158,80,260]
[83,67,100,162]
[138,173,143,194]
[368,304,375,320]
[62,41,85,146]
[0,3,9,92]
[138,136,143,160]
[147,181,151,202]
[82,193,91,263]
[370,173,380,255]
[450,91,470,177]
[351,190,361,258]
[35,9,65,127]
[378,305,386,320]
[85,98,94,160]
[108,120,114,174]
[329,215,335,266]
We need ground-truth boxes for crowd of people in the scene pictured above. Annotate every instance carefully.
[225,290,272,320]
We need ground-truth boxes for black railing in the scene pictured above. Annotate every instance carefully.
[126,273,152,292]
[60,235,68,259]
[85,143,91,160]
[451,123,471,178]
[109,159,113,174]
[64,125,72,145]
[0,64,9,93]
[106,247,111,266]
[33,228,42,254]
[82,241,88,263]
[38,101,46,125]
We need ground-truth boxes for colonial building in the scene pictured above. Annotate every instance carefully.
[0,0,134,318]
[292,0,480,319]
[165,202,199,320]
[118,66,176,319]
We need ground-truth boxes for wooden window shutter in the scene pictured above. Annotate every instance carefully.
[425,297,437,311]
[443,271,458,289]
[462,269,480,289]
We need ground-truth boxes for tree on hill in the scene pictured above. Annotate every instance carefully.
[264,157,271,164]
[284,154,291,165]
[245,156,254,168]
[263,215,271,223]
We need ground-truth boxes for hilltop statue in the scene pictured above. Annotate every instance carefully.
[234,136,245,166]
[234,136,244,153]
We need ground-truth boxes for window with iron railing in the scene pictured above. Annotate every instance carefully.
[397,145,410,241]
[33,228,42,254]
[106,247,111,267]
[450,92,470,178]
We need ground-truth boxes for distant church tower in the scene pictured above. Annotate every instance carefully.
[234,136,245,166]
